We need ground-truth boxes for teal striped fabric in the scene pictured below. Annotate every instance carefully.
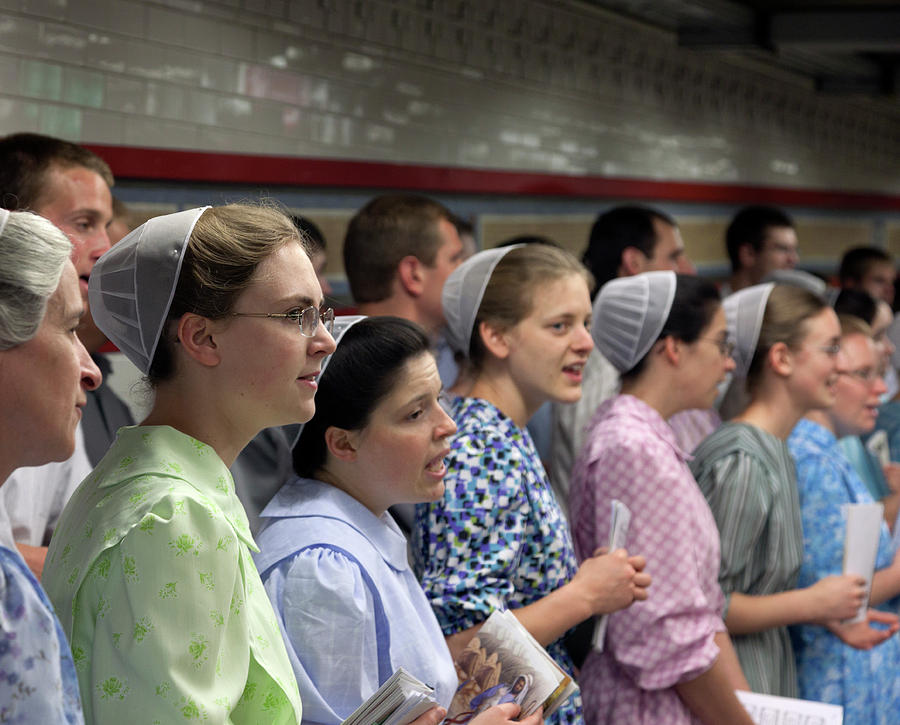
[690,422,804,697]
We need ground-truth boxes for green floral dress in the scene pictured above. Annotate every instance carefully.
[43,425,302,725]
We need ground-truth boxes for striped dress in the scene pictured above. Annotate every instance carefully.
[690,422,804,697]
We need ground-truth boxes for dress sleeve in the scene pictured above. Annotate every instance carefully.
[414,430,530,634]
[76,495,254,724]
[694,449,771,616]
[599,440,723,690]
[269,546,380,725]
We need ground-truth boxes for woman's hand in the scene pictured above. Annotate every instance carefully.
[825,608,900,650]
[806,574,866,623]
[409,705,447,725]
[568,548,651,617]
[468,703,543,725]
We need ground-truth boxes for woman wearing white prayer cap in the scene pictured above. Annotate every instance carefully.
[691,284,896,699]
[569,271,755,725]
[0,209,101,724]
[43,204,337,725]
[414,243,651,725]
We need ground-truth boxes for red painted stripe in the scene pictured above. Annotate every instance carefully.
[84,144,900,211]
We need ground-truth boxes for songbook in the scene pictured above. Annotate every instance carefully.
[341,668,438,725]
[592,499,631,651]
[343,609,578,725]
[736,690,843,724]
[843,502,884,623]
[445,609,578,723]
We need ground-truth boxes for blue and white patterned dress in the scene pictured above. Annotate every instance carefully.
[413,397,582,725]
[0,535,83,724]
[787,418,900,725]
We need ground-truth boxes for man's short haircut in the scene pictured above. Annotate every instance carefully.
[452,215,474,239]
[725,205,794,272]
[839,246,893,286]
[582,205,677,293]
[0,132,114,212]
[343,194,453,303]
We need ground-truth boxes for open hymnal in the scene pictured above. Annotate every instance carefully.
[343,610,578,725]
[341,668,438,725]
[736,690,843,724]
[592,499,632,652]
[445,609,578,723]
[843,501,884,623]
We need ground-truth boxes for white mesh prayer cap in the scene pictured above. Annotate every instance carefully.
[291,315,366,447]
[723,282,774,380]
[591,270,677,373]
[88,206,210,374]
[762,269,827,299]
[442,244,523,355]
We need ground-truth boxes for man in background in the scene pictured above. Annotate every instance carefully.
[343,193,465,386]
[550,205,691,513]
[724,205,798,294]
[343,194,464,341]
[0,132,133,577]
[839,246,896,306]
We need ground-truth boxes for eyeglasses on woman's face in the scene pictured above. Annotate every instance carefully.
[699,336,735,358]
[836,365,880,386]
[231,305,335,337]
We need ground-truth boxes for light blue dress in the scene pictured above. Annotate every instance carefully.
[787,418,900,725]
[0,543,84,724]
[254,478,458,725]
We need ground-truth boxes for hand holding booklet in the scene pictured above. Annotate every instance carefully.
[592,499,631,652]
[842,501,884,623]
[342,609,577,725]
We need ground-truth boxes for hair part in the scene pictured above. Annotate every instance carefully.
[725,205,794,272]
[468,244,593,372]
[744,284,829,394]
[0,132,114,212]
[147,203,302,385]
[293,317,432,477]
[620,274,721,383]
[343,194,454,303]
[582,205,677,294]
[0,211,72,350]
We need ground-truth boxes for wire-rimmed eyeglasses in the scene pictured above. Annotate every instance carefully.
[836,366,880,386]
[231,305,335,337]
[700,337,735,358]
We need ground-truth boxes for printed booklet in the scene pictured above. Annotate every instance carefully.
[342,609,578,725]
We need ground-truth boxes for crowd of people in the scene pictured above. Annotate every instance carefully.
[2,130,900,725]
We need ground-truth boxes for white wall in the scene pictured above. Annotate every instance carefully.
[1,0,897,193]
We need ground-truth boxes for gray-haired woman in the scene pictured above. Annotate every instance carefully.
[0,208,101,724]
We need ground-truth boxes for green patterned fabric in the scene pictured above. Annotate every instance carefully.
[44,425,302,725]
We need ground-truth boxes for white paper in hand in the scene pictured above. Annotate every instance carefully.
[843,502,884,623]
[591,499,631,652]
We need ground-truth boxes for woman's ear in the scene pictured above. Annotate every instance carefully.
[176,313,221,368]
[324,426,359,463]
[768,341,793,377]
[661,336,680,366]
[477,320,511,360]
